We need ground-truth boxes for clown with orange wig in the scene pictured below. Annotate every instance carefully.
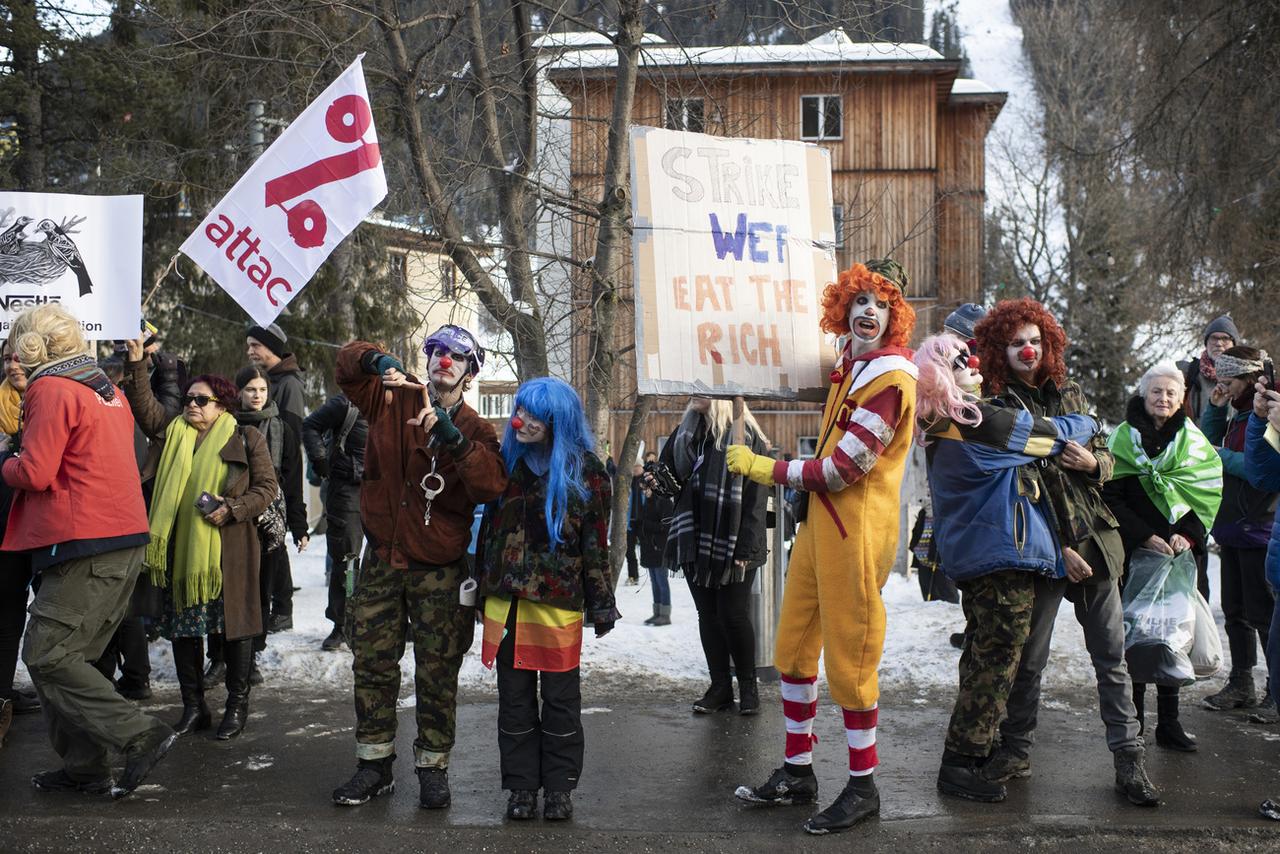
[728,259,916,834]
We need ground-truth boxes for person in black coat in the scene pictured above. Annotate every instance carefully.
[1102,366,1209,752]
[302,393,368,651]
[637,471,675,627]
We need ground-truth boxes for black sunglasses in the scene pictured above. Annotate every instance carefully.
[183,394,219,407]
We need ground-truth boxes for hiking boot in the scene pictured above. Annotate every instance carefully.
[981,743,1031,782]
[738,677,760,716]
[332,757,395,805]
[937,761,1007,803]
[32,768,113,795]
[803,779,880,835]
[1155,690,1197,751]
[734,766,819,805]
[111,725,178,799]
[1202,672,1257,710]
[543,789,573,820]
[267,613,293,633]
[417,766,451,809]
[506,789,537,820]
[692,679,734,714]
[321,628,346,652]
[1113,746,1160,807]
[1248,691,1279,725]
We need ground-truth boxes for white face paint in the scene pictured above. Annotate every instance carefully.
[512,406,548,444]
[428,347,469,391]
[847,290,889,355]
[951,344,983,394]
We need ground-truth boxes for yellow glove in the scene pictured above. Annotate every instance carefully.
[726,444,777,486]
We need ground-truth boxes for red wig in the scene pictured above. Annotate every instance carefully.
[973,297,1068,395]
[819,263,916,348]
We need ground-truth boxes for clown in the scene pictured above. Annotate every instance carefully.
[727,259,917,834]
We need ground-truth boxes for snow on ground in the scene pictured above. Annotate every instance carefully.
[16,548,1228,708]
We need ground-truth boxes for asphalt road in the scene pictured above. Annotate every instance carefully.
[2,673,1279,853]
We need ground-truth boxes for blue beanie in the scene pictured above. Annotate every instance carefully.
[943,303,987,340]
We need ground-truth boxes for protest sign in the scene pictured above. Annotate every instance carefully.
[0,192,142,339]
[630,127,837,400]
[181,54,387,326]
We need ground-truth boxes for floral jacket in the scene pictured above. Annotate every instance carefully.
[477,451,619,625]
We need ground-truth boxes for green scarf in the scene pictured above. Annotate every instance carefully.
[1108,417,1223,529]
[146,411,236,610]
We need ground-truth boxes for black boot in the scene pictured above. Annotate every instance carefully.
[1154,688,1197,751]
[505,788,537,819]
[216,639,252,740]
[1113,746,1160,806]
[111,724,178,799]
[936,750,1007,802]
[803,776,880,834]
[171,638,211,736]
[332,756,395,805]
[738,676,760,716]
[543,789,573,820]
[1202,669,1257,710]
[692,675,734,714]
[417,766,451,809]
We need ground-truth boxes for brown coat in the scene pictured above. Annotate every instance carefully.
[122,360,278,640]
[336,342,508,569]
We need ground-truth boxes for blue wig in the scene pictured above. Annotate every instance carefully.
[500,377,596,548]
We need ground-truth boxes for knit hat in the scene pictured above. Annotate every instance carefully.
[864,258,909,295]
[246,323,288,358]
[943,303,987,340]
[1203,315,1239,346]
[1214,350,1266,379]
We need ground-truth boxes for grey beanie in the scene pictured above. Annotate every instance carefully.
[1203,315,1239,345]
[943,303,987,340]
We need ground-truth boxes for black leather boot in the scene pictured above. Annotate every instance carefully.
[1154,688,1197,752]
[216,639,252,740]
[692,675,734,714]
[171,637,211,736]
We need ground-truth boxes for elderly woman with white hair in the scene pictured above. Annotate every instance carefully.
[1103,363,1222,751]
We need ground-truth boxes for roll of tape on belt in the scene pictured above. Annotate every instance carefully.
[459,577,478,607]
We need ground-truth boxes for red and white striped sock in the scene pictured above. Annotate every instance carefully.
[843,705,878,776]
[781,674,819,765]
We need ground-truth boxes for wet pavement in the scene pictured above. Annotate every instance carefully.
[2,676,1279,852]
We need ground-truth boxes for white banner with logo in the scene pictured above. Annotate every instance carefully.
[180,54,387,326]
[0,191,143,339]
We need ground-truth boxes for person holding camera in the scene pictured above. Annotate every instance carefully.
[638,453,674,627]
[301,392,367,652]
[4,306,174,797]
[123,338,278,742]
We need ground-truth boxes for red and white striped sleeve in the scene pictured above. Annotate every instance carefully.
[771,386,903,493]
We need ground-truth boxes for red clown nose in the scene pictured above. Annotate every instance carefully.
[1019,346,1036,361]
[967,355,980,369]
[438,356,453,370]
[511,416,524,430]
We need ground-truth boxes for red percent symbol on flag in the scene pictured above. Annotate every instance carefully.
[263,94,382,249]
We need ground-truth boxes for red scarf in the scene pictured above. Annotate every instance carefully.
[1199,349,1218,382]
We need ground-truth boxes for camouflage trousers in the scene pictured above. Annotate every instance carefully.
[348,548,474,768]
[944,569,1036,758]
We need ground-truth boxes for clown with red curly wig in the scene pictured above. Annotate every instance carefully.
[727,259,917,834]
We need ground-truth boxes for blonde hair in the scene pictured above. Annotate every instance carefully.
[685,398,769,448]
[8,304,90,370]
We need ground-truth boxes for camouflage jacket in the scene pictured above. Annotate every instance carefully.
[477,452,619,625]
[991,379,1122,559]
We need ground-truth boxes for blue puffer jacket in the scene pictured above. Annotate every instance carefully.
[1243,413,1280,589]
[927,410,1098,582]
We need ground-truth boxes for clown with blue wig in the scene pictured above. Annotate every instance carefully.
[476,377,618,822]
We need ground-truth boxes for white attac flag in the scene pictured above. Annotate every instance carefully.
[180,55,387,326]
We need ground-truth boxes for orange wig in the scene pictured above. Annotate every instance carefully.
[973,297,1068,395]
[818,263,916,348]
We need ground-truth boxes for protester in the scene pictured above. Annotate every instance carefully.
[624,461,643,586]
[245,322,306,626]
[638,469,675,627]
[911,334,1100,802]
[124,340,279,742]
[1200,346,1277,716]
[1179,315,1239,424]
[1244,381,1280,819]
[476,377,616,821]
[0,340,38,723]
[942,303,986,343]
[1102,363,1222,750]
[5,306,174,798]
[976,298,1158,807]
[301,392,367,652]
[728,259,917,834]
[331,324,507,810]
[232,366,308,674]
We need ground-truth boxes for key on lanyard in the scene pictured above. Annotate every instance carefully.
[420,456,445,527]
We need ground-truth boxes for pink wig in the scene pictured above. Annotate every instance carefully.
[914,334,982,434]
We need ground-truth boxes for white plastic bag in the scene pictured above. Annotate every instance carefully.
[1121,549,1197,687]
[1188,590,1223,679]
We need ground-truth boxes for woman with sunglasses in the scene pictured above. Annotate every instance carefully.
[122,338,278,741]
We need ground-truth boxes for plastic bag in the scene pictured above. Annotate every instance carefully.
[1121,548,1197,687]
[1189,590,1223,679]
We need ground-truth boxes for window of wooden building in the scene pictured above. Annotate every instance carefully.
[665,97,705,133]
[801,94,842,141]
